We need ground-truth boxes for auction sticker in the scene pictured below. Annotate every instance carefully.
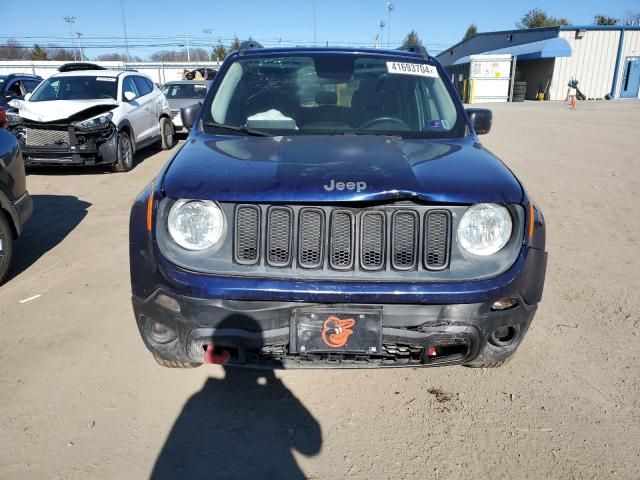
[386,62,438,78]
[96,77,117,82]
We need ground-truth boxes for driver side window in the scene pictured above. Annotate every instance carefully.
[38,79,60,101]
[122,76,139,101]
[6,80,24,99]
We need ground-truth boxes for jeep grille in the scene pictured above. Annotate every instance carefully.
[233,204,451,273]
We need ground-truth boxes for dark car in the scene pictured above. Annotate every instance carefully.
[0,129,32,284]
[0,73,43,110]
[130,44,547,369]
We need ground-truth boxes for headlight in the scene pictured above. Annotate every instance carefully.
[72,112,113,131]
[6,111,22,126]
[167,200,224,250]
[457,203,512,256]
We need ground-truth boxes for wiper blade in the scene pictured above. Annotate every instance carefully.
[203,122,272,137]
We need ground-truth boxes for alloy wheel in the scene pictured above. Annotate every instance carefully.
[164,121,173,146]
[120,134,133,169]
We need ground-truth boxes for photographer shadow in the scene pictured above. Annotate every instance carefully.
[151,318,322,480]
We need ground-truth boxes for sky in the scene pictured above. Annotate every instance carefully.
[2,0,639,59]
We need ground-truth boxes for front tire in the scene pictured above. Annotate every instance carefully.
[153,355,201,369]
[0,211,14,285]
[112,131,134,172]
[159,117,174,150]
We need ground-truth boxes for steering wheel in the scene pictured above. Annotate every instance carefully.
[360,116,411,130]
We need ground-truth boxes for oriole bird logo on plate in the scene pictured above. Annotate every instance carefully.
[321,316,356,348]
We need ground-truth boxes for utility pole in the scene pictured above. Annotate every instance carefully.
[379,20,386,48]
[386,2,394,48]
[76,32,84,61]
[120,0,131,62]
[313,0,317,46]
[185,34,191,62]
[203,29,213,60]
[63,16,77,61]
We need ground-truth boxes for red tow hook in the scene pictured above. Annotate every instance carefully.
[203,344,231,365]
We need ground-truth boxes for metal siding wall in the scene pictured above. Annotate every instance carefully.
[616,31,640,97]
[549,30,620,100]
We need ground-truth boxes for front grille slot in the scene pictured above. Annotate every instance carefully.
[234,205,260,265]
[391,210,418,270]
[26,128,70,147]
[360,211,385,270]
[266,207,293,267]
[298,208,324,269]
[424,211,451,270]
[329,211,354,270]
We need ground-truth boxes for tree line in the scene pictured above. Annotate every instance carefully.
[462,9,640,41]
[3,10,639,62]
[0,36,243,62]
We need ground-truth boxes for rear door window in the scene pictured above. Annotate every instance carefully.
[23,79,41,92]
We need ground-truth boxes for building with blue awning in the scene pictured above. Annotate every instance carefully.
[437,26,640,101]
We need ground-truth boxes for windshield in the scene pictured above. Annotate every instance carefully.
[30,75,118,102]
[164,83,208,99]
[208,54,463,138]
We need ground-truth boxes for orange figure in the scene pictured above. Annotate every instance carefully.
[321,316,356,348]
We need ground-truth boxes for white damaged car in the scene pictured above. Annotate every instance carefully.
[8,63,174,172]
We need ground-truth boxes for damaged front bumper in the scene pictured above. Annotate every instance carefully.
[10,121,118,166]
[133,290,537,368]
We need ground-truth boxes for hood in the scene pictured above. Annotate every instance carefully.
[13,99,118,123]
[162,134,523,204]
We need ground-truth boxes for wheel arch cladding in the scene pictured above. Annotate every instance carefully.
[130,182,160,298]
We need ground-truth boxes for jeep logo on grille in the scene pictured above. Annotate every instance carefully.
[323,180,367,192]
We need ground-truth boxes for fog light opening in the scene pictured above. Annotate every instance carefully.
[489,326,518,347]
[491,297,519,311]
[149,321,177,344]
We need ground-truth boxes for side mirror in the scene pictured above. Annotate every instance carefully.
[180,102,202,130]
[466,108,492,135]
[124,91,137,102]
[24,92,32,101]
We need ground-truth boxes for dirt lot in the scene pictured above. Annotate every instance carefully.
[1,101,639,479]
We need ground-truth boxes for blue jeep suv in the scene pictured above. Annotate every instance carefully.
[129,44,547,369]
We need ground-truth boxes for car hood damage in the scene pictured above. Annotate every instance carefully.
[162,134,524,204]
[10,99,118,123]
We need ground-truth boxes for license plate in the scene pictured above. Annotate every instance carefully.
[293,308,382,354]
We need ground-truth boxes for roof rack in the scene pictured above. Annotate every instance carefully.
[239,40,264,50]
[58,62,106,72]
[397,44,429,58]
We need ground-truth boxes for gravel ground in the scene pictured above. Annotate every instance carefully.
[0,101,639,479]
